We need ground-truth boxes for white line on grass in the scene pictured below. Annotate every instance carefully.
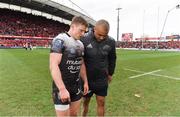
[149,73,180,80]
[124,68,180,80]
[129,69,161,79]
[124,68,144,73]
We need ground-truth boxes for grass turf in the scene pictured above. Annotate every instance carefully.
[0,49,180,116]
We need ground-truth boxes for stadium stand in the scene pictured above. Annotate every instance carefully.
[0,8,70,48]
[0,0,96,49]
[117,41,180,49]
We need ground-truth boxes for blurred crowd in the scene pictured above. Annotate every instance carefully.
[0,8,69,48]
[116,41,180,49]
[1,8,180,49]
[0,39,51,48]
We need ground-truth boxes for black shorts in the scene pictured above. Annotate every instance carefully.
[84,79,108,97]
[52,90,82,111]
[52,90,82,104]
[52,80,83,111]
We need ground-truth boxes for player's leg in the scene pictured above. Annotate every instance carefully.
[95,84,108,116]
[82,89,94,116]
[52,91,70,116]
[82,97,91,116]
[69,99,81,116]
[55,108,69,116]
[96,95,106,116]
[69,86,85,116]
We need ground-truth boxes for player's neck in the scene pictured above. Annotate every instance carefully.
[67,30,77,40]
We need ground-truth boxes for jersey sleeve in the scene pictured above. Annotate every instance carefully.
[50,38,65,53]
[108,39,117,76]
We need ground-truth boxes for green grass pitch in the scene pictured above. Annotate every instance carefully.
[0,49,180,116]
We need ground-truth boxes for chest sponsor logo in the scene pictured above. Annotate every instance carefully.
[66,60,81,73]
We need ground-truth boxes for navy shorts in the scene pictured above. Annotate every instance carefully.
[52,90,82,111]
[84,79,108,97]
[52,82,83,110]
[52,90,82,103]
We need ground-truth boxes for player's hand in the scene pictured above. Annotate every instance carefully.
[108,75,112,84]
[59,88,70,103]
[83,81,89,95]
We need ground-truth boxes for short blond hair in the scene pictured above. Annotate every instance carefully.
[71,16,88,27]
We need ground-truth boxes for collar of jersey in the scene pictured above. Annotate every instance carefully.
[65,32,71,37]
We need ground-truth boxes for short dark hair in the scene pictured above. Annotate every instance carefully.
[71,16,88,27]
[95,19,110,32]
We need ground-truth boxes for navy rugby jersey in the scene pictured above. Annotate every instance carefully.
[81,31,116,81]
[50,33,84,92]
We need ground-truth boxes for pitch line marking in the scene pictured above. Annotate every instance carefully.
[129,69,161,79]
[124,68,180,80]
[150,73,180,80]
[124,68,144,73]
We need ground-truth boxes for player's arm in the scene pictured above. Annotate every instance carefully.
[49,53,70,102]
[49,53,65,91]
[80,59,89,95]
[108,39,117,83]
[49,38,70,102]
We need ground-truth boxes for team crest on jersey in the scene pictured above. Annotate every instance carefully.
[53,39,64,49]
[70,48,76,54]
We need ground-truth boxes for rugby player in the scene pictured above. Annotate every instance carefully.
[81,19,116,116]
[49,16,89,116]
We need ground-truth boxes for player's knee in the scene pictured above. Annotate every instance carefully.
[97,98,105,107]
[70,109,78,116]
[83,104,89,111]
[83,100,89,106]
[82,106,89,117]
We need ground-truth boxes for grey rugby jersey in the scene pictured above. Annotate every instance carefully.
[50,33,84,92]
